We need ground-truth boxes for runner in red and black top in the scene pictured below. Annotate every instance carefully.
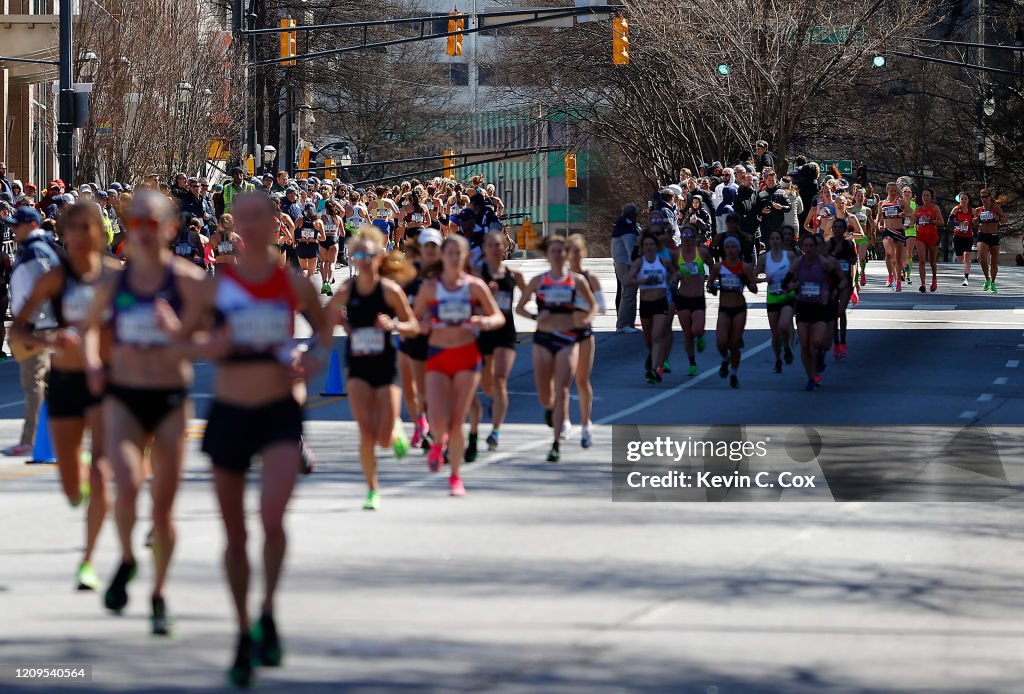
[80,190,207,636]
[875,182,911,292]
[826,219,858,360]
[948,192,975,286]
[912,188,944,293]
[175,192,333,687]
[705,235,757,388]
[975,188,1008,293]
[10,202,118,593]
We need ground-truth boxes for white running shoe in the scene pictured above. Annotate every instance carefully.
[561,421,573,440]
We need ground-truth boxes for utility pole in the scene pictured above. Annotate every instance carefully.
[57,0,74,186]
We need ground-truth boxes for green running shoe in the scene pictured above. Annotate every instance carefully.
[696,336,706,353]
[228,634,255,688]
[686,365,698,377]
[391,422,409,460]
[662,360,672,374]
[990,281,997,294]
[363,490,380,511]
[983,279,991,291]
[546,443,560,463]
[251,613,283,667]
[77,561,100,591]
[151,596,176,637]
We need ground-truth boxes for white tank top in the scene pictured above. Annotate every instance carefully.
[764,252,790,295]
[639,257,668,290]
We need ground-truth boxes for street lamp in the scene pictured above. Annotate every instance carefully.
[262,145,277,173]
[982,95,995,117]
[80,50,99,82]
[338,148,352,168]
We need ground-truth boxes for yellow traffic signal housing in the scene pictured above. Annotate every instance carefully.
[564,152,578,188]
[453,17,465,56]
[325,158,336,180]
[280,18,297,66]
[297,146,311,178]
[442,149,457,179]
[446,13,458,56]
[612,16,629,65]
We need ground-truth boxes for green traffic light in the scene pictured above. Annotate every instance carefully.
[872,55,886,68]
[717,63,730,76]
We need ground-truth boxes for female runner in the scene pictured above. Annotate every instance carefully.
[827,219,858,359]
[174,193,333,686]
[413,235,504,492]
[294,204,324,279]
[788,234,848,390]
[755,228,796,373]
[10,203,116,592]
[80,190,207,635]
[706,236,758,388]
[672,225,712,377]
[849,187,875,286]
[975,188,1007,293]
[875,182,911,292]
[567,233,603,449]
[625,231,675,384]
[318,197,344,295]
[331,226,418,511]
[911,188,943,293]
[516,235,596,462]
[398,188,431,251]
[825,194,865,303]
[948,193,975,286]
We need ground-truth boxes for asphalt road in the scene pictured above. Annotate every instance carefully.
[1,259,1023,692]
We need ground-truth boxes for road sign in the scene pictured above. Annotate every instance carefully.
[819,159,853,175]
[807,26,864,45]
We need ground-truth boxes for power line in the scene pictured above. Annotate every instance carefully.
[903,36,1024,53]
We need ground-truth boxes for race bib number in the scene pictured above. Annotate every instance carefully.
[644,270,664,285]
[839,260,851,272]
[228,305,291,348]
[217,241,235,254]
[350,327,385,356]
[437,298,472,324]
[768,280,784,295]
[799,281,821,299]
[853,211,867,223]
[917,214,932,225]
[980,211,994,223]
[683,262,700,276]
[173,243,194,257]
[956,223,970,236]
[720,274,742,291]
[411,213,425,224]
[541,285,573,306]
[883,205,900,219]
[62,285,95,324]
[301,228,315,240]
[496,291,513,312]
[117,306,169,346]
[425,202,434,211]
[376,209,389,219]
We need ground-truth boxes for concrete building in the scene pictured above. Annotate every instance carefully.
[0,0,59,189]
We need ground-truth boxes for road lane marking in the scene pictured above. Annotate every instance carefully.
[993,377,1008,385]
[912,305,956,310]
[977,393,994,402]
[960,411,978,419]
[1007,360,1020,368]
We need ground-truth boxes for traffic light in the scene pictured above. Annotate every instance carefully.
[297,146,311,178]
[446,11,464,57]
[872,54,886,68]
[564,152,578,188]
[717,63,730,76]
[325,158,336,180]
[612,16,629,65]
[442,149,457,179]
[280,18,297,66]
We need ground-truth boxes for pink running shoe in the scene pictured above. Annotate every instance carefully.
[427,443,444,473]
[839,345,848,359]
[850,289,859,306]
[449,475,466,497]
[813,374,822,386]
[860,273,866,287]
[886,274,894,287]
[895,280,902,293]
[417,415,429,438]
[410,425,423,449]
[832,345,841,361]
[930,278,937,293]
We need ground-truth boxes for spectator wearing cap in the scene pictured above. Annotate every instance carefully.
[282,186,304,222]
[261,172,274,194]
[23,182,38,202]
[755,168,791,244]
[611,202,640,333]
[754,140,775,173]
[37,180,64,214]
[222,167,255,213]
[708,162,724,189]
[732,169,760,261]
[2,206,60,457]
[180,177,216,235]
[170,173,189,200]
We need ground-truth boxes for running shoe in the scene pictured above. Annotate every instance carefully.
[962,277,969,287]
[930,278,937,293]
[686,365,698,377]
[662,360,671,374]
[486,431,499,451]
[251,613,283,667]
[320,281,329,295]
[581,427,593,449]
[300,441,316,475]
[1,443,31,457]
[886,275,894,288]
[427,443,444,473]
[784,346,794,365]
[645,369,657,384]
[410,425,423,450]
[70,479,91,509]
[729,374,740,389]
[546,443,560,463]
[804,379,816,391]
[895,280,902,293]
[363,490,380,511]
[832,345,841,361]
[850,289,859,306]
[654,367,663,383]
[561,420,573,440]
[392,423,410,461]
[104,560,137,613]
[421,431,434,453]
[449,475,467,497]
[323,283,333,297]
[919,284,925,293]
[814,374,822,387]
[544,409,553,428]
[228,633,255,689]
[417,415,430,440]
[151,596,176,637]
[773,360,782,374]
[464,434,478,463]
[718,361,729,378]
[860,273,866,287]
[696,336,706,353]
[983,279,991,291]
[77,561,100,591]
[991,281,998,294]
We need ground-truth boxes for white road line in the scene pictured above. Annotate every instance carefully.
[1007,360,1020,368]
[0,401,25,410]
[994,377,1008,385]
[977,393,994,402]
[912,305,956,310]
[960,411,978,419]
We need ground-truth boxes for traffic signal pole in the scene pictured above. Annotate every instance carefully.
[58,0,74,186]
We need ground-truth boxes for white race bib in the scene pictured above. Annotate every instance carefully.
[173,242,194,257]
[301,228,315,240]
[117,307,169,346]
[437,299,472,324]
[496,291,513,312]
[411,213,425,224]
[541,284,573,305]
[62,284,95,324]
[768,280,784,294]
[720,274,742,291]
[799,281,821,298]
[350,327,385,356]
[376,209,389,219]
[217,241,235,254]
[883,205,900,219]
[839,260,851,272]
[980,211,994,223]
[228,305,291,348]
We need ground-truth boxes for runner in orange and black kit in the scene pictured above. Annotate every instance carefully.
[912,188,943,293]
[332,226,418,512]
[517,235,597,463]
[10,202,117,593]
[827,220,857,360]
[948,192,975,286]
[975,188,1007,293]
[413,235,504,495]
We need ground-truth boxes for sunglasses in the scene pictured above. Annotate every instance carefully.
[352,250,376,261]
[127,218,161,233]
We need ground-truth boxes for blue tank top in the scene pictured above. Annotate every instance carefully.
[110,264,183,347]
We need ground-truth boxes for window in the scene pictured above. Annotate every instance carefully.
[448,63,469,86]
[478,65,499,87]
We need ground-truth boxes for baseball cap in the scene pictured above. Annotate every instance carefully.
[418,228,443,246]
[711,161,723,170]
[667,184,683,197]
[79,183,93,193]
[262,172,274,180]
[10,206,42,225]
[48,180,63,190]
[110,182,123,191]
[230,166,244,175]
[286,186,299,194]
[96,191,109,200]
[61,193,76,204]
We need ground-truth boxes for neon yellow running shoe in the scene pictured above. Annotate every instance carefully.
[76,561,99,591]
[363,490,380,511]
